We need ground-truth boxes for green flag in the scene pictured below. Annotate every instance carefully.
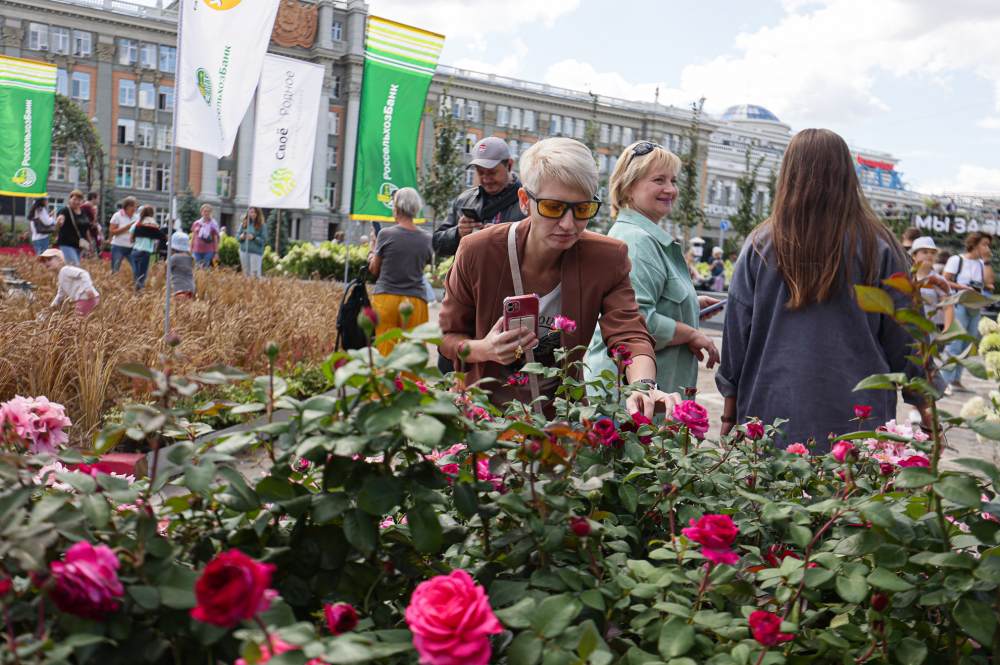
[350,16,444,223]
[0,56,56,197]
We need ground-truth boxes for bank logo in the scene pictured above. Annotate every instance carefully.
[12,167,36,189]
[269,168,296,197]
[202,0,242,10]
[196,69,212,104]
[377,182,398,208]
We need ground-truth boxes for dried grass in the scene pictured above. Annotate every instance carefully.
[0,255,344,445]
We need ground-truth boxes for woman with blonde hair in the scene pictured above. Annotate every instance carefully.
[584,141,721,396]
[717,128,923,449]
[237,207,267,277]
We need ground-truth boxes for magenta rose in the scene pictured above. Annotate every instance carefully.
[898,455,930,468]
[552,315,577,333]
[48,542,124,620]
[831,441,856,463]
[785,443,809,456]
[682,514,740,565]
[744,421,765,440]
[592,419,620,447]
[621,412,654,444]
[853,404,872,420]
[672,401,709,439]
[748,610,794,646]
[324,602,359,635]
[190,550,277,628]
[610,344,632,368]
[405,569,502,665]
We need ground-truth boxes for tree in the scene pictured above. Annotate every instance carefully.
[670,98,707,234]
[267,208,293,256]
[177,189,201,231]
[765,169,778,218]
[419,90,465,229]
[730,146,765,240]
[51,94,104,195]
[583,91,612,233]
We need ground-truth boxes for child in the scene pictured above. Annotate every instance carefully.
[167,231,196,299]
[38,248,100,316]
[130,206,162,291]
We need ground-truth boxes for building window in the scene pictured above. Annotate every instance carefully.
[523,109,535,132]
[496,105,509,127]
[138,43,156,69]
[115,160,133,188]
[135,160,153,190]
[610,125,621,145]
[327,145,338,168]
[117,38,137,65]
[71,72,90,101]
[56,69,69,96]
[50,150,67,181]
[155,164,171,192]
[510,108,522,129]
[136,122,154,148]
[216,170,231,198]
[331,75,341,99]
[575,118,586,140]
[600,123,610,144]
[156,125,172,151]
[622,127,634,145]
[464,170,474,187]
[454,98,468,120]
[158,45,176,73]
[598,154,609,174]
[138,82,155,109]
[438,95,451,116]
[118,79,136,106]
[51,27,70,54]
[466,100,480,122]
[331,19,343,41]
[117,119,135,145]
[508,140,519,159]
[549,114,561,135]
[325,182,337,206]
[329,110,340,136]
[28,23,48,51]
[73,30,92,56]
[157,86,174,111]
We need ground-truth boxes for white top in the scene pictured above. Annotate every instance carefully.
[30,208,52,241]
[537,284,562,336]
[109,210,136,248]
[944,254,986,287]
[51,266,99,307]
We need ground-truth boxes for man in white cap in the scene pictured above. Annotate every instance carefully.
[432,136,526,257]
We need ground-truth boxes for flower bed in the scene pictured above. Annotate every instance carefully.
[1,271,999,664]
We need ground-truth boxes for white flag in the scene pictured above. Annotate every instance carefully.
[175,0,280,158]
[249,54,324,209]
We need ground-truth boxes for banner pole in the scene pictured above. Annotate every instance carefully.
[274,208,280,254]
[163,0,184,338]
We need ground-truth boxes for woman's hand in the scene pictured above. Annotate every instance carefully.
[471,317,538,365]
[698,295,722,321]
[627,388,681,420]
[687,331,720,369]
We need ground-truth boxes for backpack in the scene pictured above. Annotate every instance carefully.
[335,267,372,351]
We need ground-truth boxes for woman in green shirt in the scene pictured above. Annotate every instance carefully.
[585,141,720,395]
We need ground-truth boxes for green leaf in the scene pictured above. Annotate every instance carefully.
[531,594,582,638]
[788,524,811,550]
[855,285,895,315]
[894,637,927,665]
[342,509,377,556]
[577,621,601,660]
[453,482,478,518]
[495,597,536,629]
[835,574,869,603]
[966,418,1000,442]
[407,502,443,553]
[159,566,198,609]
[953,597,996,645]
[952,458,1000,490]
[894,308,936,334]
[868,567,914,592]
[619,483,638,513]
[184,462,215,495]
[358,476,403,516]
[804,567,835,588]
[128,585,160,610]
[854,373,908,391]
[401,414,446,446]
[934,475,983,508]
[895,467,937,488]
[118,362,156,380]
[217,467,259,511]
[311,493,350,524]
[93,424,126,455]
[256,477,297,503]
[507,631,543,665]
[658,617,695,659]
[81,494,110,529]
[466,430,498,452]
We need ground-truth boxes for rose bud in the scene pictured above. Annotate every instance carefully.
[570,516,591,538]
[870,592,889,612]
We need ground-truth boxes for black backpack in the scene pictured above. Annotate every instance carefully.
[335,267,372,351]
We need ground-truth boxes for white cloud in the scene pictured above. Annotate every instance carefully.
[978,116,1000,130]
[452,39,529,78]
[542,60,694,107]
[919,164,1000,194]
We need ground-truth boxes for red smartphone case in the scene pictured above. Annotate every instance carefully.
[502,295,540,333]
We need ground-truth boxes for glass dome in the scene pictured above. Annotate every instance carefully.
[721,104,781,123]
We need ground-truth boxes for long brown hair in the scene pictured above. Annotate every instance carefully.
[244,207,264,231]
[755,128,903,310]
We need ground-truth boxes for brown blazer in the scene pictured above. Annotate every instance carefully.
[439,219,655,390]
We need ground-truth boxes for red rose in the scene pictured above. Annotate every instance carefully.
[324,602,359,635]
[48,542,124,620]
[879,462,896,476]
[831,441,856,463]
[610,344,632,368]
[762,544,801,568]
[592,419,620,447]
[506,373,529,387]
[898,455,930,468]
[570,516,591,538]
[405,570,502,665]
[870,592,890,612]
[190,550,276,628]
[0,577,12,596]
[744,421,765,440]
[682,514,739,565]
[748,610,794,646]
[672,401,709,439]
[621,412,654,444]
[854,404,872,420]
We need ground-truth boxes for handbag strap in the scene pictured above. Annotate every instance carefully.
[67,208,83,240]
[506,222,543,415]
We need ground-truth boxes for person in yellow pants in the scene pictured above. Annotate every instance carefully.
[367,187,434,357]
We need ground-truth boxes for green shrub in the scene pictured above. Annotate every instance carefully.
[216,234,240,267]
[272,241,371,281]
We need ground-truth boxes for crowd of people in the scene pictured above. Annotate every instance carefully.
[25,190,270,315]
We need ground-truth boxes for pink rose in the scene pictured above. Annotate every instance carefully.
[672,401,709,439]
[898,455,930,468]
[682,514,739,565]
[854,405,872,420]
[552,315,577,333]
[592,419,620,447]
[0,395,72,453]
[748,610,794,646]
[324,602,359,635]
[0,577,12,596]
[234,637,327,665]
[610,344,632,368]
[475,458,504,492]
[785,443,809,456]
[621,412,654,444]
[505,372,529,387]
[831,441,856,463]
[405,570,502,665]
[439,463,460,480]
[879,462,896,476]
[744,421,765,440]
[48,542,124,620]
[190,550,276,628]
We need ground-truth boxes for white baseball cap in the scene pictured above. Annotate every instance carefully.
[909,236,938,255]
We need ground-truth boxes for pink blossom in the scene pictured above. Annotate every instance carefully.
[898,455,930,468]
[380,515,408,529]
[405,570,501,665]
[744,421,765,440]
[682,514,740,565]
[786,443,809,456]
[234,637,327,665]
[506,373,529,387]
[0,395,72,453]
[831,441,856,463]
[853,405,872,420]
[552,315,577,333]
[439,463,460,479]
[610,344,632,368]
[425,443,467,463]
[672,401,709,439]
[48,542,124,620]
[475,458,504,491]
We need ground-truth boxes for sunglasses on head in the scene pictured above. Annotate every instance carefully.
[524,189,602,221]
[627,141,665,165]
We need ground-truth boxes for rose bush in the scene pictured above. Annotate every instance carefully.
[1,269,999,663]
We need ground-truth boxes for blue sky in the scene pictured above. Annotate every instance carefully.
[371,0,1000,195]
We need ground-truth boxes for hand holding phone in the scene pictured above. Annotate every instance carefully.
[503,294,540,334]
[699,299,727,319]
[458,208,483,237]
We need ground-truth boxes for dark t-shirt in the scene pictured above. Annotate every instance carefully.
[374,225,433,299]
[55,207,84,249]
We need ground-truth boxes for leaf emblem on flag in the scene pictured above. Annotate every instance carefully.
[196,69,212,105]
[269,168,296,197]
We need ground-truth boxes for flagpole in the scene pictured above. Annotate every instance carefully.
[163,0,184,338]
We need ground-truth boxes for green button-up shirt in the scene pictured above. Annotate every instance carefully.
[584,208,700,394]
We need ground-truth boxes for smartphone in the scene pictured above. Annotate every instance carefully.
[502,294,539,334]
[460,207,481,223]
[699,299,727,317]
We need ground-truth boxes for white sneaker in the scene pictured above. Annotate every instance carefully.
[944,384,953,397]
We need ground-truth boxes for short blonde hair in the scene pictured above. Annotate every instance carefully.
[518,137,598,200]
[69,189,84,200]
[393,187,422,218]
[609,141,682,217]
